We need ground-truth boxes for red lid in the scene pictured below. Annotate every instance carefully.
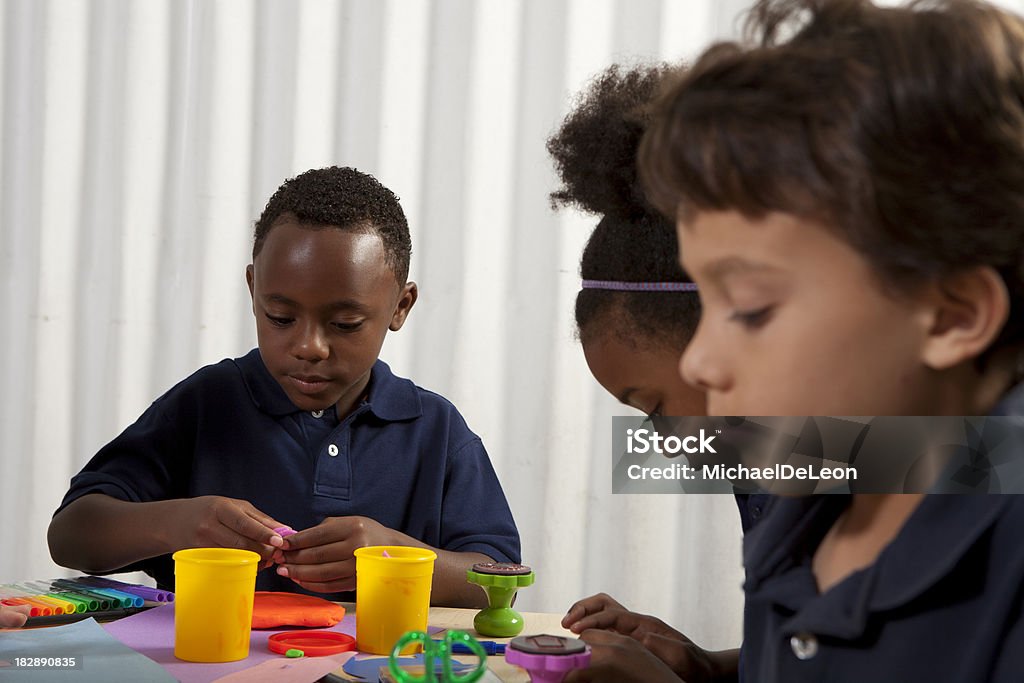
[267,630,356,657]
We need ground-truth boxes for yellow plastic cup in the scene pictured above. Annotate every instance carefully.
[355,546,437,655]
[173,547,260,662]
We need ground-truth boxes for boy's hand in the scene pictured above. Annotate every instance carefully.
[562,593,727,682]
[563,630,683,683]
[563,592,685,641]
[173,496,286,566]
[272,515,398,593]
[0,603,32,628]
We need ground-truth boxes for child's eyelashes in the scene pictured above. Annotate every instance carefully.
[729,306,774,329]
[265,313,294,327]
[642,404,663,422]
[263,313,363,332]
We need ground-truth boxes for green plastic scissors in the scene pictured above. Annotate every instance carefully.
[388,630,487,683]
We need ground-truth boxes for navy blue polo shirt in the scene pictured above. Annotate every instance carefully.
[741,493,1024,682]
[739,386,1024,681]
[56,349,521,595]
[734,492,772,533]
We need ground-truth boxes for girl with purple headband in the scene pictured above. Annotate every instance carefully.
[548,63,759,683]
[548,64,704,421]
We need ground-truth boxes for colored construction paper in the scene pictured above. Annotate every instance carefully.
[342,653,473,681]
[379,665,505,683]
[103,602,443,683]
[104,603,357,682]
[0,617,175,682]
[210,652,354,682]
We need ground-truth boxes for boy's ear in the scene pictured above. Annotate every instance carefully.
[389,282,418,331]
[921,266,1009,370]
[246,265,255,302]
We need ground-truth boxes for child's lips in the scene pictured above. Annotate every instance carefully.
[289,375,332,393]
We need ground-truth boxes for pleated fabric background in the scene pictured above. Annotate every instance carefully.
[8,0,1007,648]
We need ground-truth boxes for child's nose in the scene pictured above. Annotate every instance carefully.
[680,321,730,394]
[292,324,330,361]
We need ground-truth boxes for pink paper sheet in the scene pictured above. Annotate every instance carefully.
[103,604,356,683]
[211,652,355,682]
[103,603,443,683]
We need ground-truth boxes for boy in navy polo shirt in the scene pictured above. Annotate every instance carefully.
[48,167,520,607]
[566,0,1024,681]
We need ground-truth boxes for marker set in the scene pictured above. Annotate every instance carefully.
[1,576,172,626]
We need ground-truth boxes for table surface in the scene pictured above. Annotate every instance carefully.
[330,603,574,682]
[5,601,575,682]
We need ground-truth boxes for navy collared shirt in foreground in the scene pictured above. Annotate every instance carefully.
[741,494,1024,682]
[734,492,772,533]
[55,349,521,595]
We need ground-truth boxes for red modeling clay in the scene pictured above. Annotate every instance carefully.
[251,591,346,629]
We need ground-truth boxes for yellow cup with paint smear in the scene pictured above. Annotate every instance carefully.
[173,548,260,662]
[355,546,437,655]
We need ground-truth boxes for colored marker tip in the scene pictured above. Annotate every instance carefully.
[382,550,391,557]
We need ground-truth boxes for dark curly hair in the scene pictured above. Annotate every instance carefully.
[640,0,1024,354]
[253,166,412,283]
[548,63,698,348]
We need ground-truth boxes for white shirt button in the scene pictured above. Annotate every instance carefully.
[790,633,818,660]
[311,410,324,418]
[328,444,339,457]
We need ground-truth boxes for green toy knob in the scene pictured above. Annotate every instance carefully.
[465,563,535,638]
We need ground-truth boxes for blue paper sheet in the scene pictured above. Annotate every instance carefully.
[0,617,175,681]
[342,653,474,681]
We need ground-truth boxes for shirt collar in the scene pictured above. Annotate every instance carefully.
[745,384,1024,635]
[359,358,422,421]
[744,494,1011,636]
[743,495,845,593]
[865,495,1010,610]
[746,380,1024,589]
[234,349,422,422]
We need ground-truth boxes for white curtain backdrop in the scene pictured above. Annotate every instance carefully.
[10,0,1017,650]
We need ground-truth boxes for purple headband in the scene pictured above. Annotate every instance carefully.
[581,279,698,292]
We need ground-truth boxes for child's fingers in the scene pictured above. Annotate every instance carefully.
[278,539,354,566]
[563,593,624,628]
[268,525,297,549]
[287,576,356,594]
[216,497,289,545]
[568,631,628,680]
[241,505,276,527]
[562,603,587,628]
[280,517,354,550]
[578,628,636,647]
[241,508,290,545]
[0,604,31,628]
[276,557,356,591]
[638,633,697,675]
[199,511,277,560]
[197,521,255,553]
[567,609,631,634]
[567,630,678,683]
[217,502,284,546]
[212,531,276,561]
[568,593,625,615]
